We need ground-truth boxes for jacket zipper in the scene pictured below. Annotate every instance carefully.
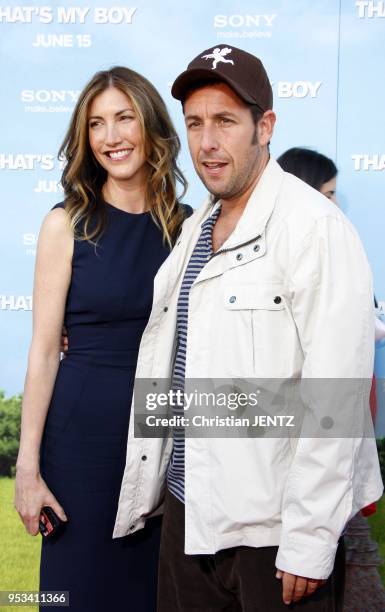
[209,235,262,260]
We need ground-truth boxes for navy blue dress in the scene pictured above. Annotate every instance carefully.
[39,201,177,611]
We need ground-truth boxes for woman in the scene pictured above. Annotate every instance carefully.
[277,146,385,612]
[277,147,337,203]
[14,66,189,611]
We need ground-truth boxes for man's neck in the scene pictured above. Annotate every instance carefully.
[211,154,269,253]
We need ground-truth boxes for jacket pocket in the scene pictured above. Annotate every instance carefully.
[223,283,290,377]
[224,284,285,311]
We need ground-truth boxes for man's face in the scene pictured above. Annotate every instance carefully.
[183,82,273,201]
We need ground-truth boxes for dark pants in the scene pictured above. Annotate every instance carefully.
[158,489,345,612]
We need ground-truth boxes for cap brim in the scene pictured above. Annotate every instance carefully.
[171,68,257,105]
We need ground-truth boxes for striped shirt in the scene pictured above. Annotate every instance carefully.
[167,204,221,503]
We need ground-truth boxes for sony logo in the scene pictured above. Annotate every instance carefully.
[214,14,277,28]
[21,90,80,103]
[23,233,37,246]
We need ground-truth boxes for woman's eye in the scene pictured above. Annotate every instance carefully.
[89,121,100,128]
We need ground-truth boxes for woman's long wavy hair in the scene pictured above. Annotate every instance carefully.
[59,66,188,247]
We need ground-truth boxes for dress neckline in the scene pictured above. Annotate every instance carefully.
[105,201,151,217]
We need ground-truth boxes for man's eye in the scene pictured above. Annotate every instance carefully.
[219,117,232,125]
[187,121,200,129]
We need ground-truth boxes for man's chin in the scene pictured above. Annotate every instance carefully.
[198,176,228,199]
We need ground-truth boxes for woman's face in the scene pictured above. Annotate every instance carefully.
[320,175,337,205]
[88,86,147,186]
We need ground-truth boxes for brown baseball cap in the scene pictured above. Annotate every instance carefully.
[171,44,273,111]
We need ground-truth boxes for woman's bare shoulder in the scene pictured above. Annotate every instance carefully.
[41,204,72,235]
[37,205,73,260]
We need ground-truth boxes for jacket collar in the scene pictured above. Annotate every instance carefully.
[220,157,284,249]
[167,158,284,289]
[185,157,284,250]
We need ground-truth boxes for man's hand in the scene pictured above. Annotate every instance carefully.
[61,326,68,354]
[275,570,327,605]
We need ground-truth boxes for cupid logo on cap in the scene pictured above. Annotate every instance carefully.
[201,47,234,70]
[171,44,273,112]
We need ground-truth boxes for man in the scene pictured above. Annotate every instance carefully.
[113,45,383,610]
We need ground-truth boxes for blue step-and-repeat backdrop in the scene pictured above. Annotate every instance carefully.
[1,0,384,432]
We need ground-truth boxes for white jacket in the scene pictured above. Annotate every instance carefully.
[113,159,383,579]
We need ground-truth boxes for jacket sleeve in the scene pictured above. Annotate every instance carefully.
[275,214,382,579]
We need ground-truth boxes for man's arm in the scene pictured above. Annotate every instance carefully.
[276,214,382,583]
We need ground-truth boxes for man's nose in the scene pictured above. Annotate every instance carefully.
[200,125,219,153]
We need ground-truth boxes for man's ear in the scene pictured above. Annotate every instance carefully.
[257,111,276,146]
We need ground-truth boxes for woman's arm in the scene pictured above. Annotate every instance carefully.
[15,207,73,535]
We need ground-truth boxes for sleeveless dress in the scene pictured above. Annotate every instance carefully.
[39,201,176,611]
